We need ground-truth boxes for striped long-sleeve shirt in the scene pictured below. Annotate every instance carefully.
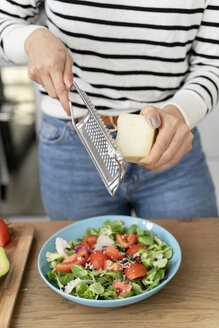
[0,0,219,129]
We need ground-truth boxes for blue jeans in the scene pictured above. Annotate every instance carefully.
[38,113,218,220]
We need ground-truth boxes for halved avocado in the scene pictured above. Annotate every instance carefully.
[0,246,10,281]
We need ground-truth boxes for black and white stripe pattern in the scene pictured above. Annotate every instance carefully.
[0,0,219,128]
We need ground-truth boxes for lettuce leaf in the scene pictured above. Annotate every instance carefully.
[101,286,117,300]
[75,282,89,297]
[71,265,90,279]
[46,251,64,263]
[97,220,125,237]
[137,230,154,245]
[127,224,138,234]
[47,271,75,288]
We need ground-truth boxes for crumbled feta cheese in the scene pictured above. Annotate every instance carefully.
[122,263,131,269]
[94,235,114,250]
[64,278,93,294]
[85,262,94,270]
[64,278,81,294]
[55,237,69,258]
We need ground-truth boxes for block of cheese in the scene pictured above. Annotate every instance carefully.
[116,113,156,163]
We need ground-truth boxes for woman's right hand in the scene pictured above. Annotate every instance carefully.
[24,28,73,115]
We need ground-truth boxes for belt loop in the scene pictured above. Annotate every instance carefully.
[108,116,118,132]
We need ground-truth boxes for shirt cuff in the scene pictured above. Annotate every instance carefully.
[2,24,46,65]
[164,89,207,129]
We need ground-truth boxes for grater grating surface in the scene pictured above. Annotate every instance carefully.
[68,81,126,196]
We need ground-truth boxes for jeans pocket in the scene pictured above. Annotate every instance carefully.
[39,118,67,145]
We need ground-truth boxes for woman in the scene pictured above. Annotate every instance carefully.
[0,0,218,220]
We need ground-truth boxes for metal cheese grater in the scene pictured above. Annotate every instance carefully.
[68,81,126,197]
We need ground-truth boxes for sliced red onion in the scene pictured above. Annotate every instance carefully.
[74,245,91,254]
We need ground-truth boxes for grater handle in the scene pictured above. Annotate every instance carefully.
[68,81,77,129]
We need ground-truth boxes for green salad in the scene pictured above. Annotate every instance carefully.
[46,220,172,300]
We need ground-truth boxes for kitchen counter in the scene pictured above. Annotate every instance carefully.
[4,218,219,328]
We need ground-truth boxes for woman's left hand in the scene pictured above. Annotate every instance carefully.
[138,104,194,172]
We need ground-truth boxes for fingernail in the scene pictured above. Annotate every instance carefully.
[150,117,160,128]
[138,163,147,170]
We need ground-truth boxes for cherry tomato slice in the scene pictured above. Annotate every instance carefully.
[0,218,11,247]
[124,263,147,280]
[112,280,132,296]
[55,248,89,272]
[81,235,98,250]
[88,250,107,270]
[116,234,137,248]
[126,244,148,256]
[105,246,123,260]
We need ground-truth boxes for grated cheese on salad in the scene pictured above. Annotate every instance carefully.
[94,235,114,250]
[46,220,173,300]
[55,237,69,258]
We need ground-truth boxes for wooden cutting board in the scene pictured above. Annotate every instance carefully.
[0,223,34,328]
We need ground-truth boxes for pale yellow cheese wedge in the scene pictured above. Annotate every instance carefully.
[116,113,156,163]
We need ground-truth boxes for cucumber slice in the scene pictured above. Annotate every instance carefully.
[0,246,10,281]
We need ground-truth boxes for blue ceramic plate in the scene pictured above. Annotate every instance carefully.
[38,215,181,307]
